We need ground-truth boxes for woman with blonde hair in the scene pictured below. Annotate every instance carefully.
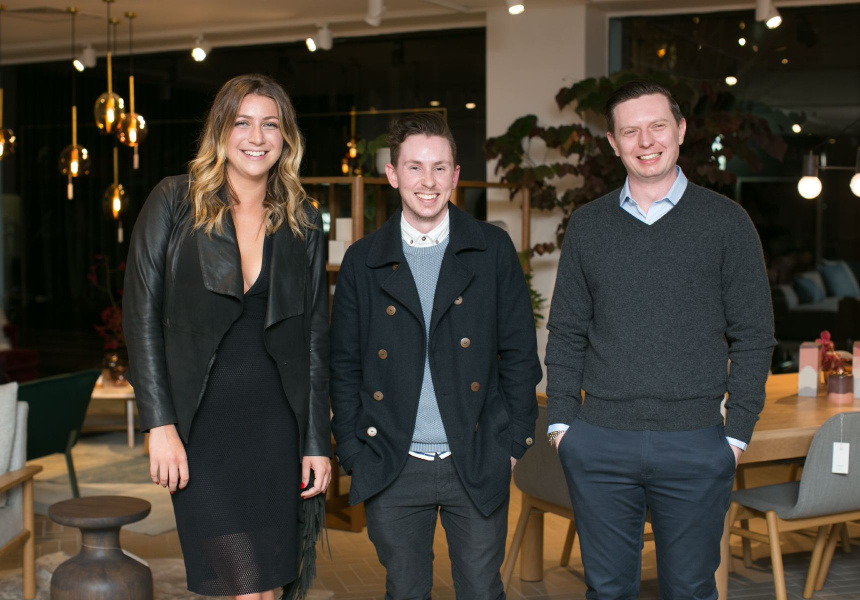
[124,73,331,600]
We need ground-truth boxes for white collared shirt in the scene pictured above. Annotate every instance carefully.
[401,211,450,247]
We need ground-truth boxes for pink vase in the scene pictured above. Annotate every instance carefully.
[826,373,854,405]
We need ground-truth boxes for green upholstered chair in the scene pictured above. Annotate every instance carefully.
[17,370,100,498]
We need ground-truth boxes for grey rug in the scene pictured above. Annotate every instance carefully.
[0,553,333,600]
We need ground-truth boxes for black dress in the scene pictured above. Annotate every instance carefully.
[172,235,300,596]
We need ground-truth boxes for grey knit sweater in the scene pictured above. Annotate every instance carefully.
[545,183,774,443]
[403,239,451,454]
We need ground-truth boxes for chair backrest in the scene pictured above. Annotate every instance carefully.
[786,411,860,519]
[17,370,100,460]
[512,404,572,510]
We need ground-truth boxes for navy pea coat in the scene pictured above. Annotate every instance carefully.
[330,204,541,517]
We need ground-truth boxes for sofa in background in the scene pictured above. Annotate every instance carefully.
[772,260,860,348]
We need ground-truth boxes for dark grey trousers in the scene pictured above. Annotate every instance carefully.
[558,419,736,600]
[364,455,508,600]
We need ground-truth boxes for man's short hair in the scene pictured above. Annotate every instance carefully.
[388,112,457,167]
[604,80,683,135]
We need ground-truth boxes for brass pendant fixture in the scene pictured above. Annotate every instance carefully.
[94,0,125,134]
[0,6,17,159]
[115,11,146,169]
[104,147,126,242]
[60,7,91,199]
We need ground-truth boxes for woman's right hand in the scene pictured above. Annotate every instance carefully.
[148,424,189,493]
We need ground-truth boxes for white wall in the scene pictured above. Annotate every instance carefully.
[485,4,598,392]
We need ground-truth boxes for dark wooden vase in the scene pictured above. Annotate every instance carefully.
[49,496,153,600]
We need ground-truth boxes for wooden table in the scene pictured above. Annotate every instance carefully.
[714,374,860,599]
[49,496,153,599]
[518,374,859,597]
[91,382,137,447]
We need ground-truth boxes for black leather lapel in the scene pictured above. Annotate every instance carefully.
[266,228,306,329]
[196,212,243,300]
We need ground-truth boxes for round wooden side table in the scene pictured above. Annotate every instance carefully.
[48,496,153,600]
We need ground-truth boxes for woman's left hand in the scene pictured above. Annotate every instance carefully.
[300,455,332,499]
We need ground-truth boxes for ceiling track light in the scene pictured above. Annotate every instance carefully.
[755,0,782,29]
[366,0,385,26]
[74,44,96,72]
[307,24,332,52]
[506,0,524,15]
[192,35,212,61]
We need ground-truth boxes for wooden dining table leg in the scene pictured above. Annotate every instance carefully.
[716,509,731,600]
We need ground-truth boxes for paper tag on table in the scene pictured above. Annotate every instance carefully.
[832,442,849,474]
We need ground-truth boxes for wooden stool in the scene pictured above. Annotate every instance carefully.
[48,496,153,600]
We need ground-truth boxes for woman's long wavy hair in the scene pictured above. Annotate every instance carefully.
[188,74,312,238]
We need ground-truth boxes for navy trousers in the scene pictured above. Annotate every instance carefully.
[364,455,508,600]
[558,419,736,600]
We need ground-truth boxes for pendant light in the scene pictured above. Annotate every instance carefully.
[59,7,91,199]
[104,147,126,242]
[0,6,16,159]
[94,0,125,134]
[115,12,146,168]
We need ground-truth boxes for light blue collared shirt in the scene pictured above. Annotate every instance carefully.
[548,166,747,452]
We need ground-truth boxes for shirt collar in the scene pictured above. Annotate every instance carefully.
[401,210,450,247]
[619,166,688,209]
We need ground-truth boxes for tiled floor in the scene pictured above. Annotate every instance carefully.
[2,430,859,599]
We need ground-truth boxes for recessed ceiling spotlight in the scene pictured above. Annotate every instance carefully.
[429,100,440,107]
[781,58,789,65]
[791,124,802,134]
[725,76,738,86]
[465,102,476,110]
[738,37,746,46]
[506,0,524,15]
[191,36,212,62]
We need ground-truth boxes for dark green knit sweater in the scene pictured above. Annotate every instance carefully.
[545,183,774,443]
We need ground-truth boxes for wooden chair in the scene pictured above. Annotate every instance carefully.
[501,405,575,588]
[0,385,43,599]
[18,370,100,498]
[728,412,860,600]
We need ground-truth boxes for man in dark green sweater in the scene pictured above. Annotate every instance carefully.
[545,80,774,599]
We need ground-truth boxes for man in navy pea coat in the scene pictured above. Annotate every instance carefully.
[330,113,541,599]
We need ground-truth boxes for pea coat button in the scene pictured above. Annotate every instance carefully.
[470,382,480,392]
[367,426,378,437]
[378,349,388,359]
[460,338,471,348]
[526,437,534,446]
[373,391,383,401]
[454,296,463,305]
[386,305,396,315]
[392,263,399,271]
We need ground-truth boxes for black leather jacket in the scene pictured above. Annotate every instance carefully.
[123,175,331,458]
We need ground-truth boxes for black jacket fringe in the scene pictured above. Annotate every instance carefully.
[281,493,328,599]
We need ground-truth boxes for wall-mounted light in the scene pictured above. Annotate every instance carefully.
[74,44,96,71]
[307,24,332,52]
[798,149,860,200]
[192,36,211,61]
[755,0,781,29]
[506,0,524,15]
[366,0,385,26]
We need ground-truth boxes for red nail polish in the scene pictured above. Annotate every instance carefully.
[170,490,175,495]
[300,482,306,489]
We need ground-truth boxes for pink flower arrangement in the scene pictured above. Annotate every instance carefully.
[815,330,847,374]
